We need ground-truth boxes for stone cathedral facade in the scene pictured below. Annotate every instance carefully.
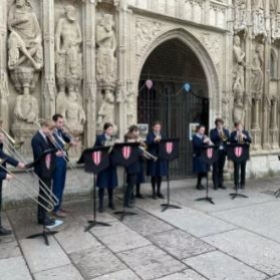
[1,0,280,185]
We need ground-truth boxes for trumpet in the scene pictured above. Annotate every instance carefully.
[0,120,24,149]
[237,131,244,144]
[219,129,227,142]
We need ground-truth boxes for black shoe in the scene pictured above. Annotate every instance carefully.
[219,185,226,190]
[38,218,55,226]
[152,192,157,199]
[234,185,238,190]
[109,203,115,210]
[157,193,165,199]
[240,184,245,189]
[136,193,144,199]
[213,185,218,190]
[0,226,12,236]
[196,184,205,190]
[125,203,134,208]
[98,206,104,213]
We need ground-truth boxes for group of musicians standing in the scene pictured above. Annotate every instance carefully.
[0,115,252,236]
[192,118,251,191]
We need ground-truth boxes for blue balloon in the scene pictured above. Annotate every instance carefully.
[183,83,192,92]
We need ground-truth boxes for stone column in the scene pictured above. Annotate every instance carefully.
[270,97,279,149]
[83,0,97,146]
[41,0,56,118]
[0,0,9,127]
[251,96,262,150]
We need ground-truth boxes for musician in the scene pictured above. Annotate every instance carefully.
[230,121,251,189]
[146,121,167,199]
[31,119,65,226]
[192,125,211,190]
[0,132,25,235]
[124,125,143,207]
[52,114,78,218]
[210,118,230,190]
[94,122,118,212]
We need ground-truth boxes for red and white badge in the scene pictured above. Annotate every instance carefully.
[234,147,243,158]
[165,142,173,154]
[92,151,101,166]
[122,146,131,159]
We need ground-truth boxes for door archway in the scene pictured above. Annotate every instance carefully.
[137,33,218,178]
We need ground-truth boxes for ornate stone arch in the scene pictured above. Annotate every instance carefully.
[136,28,221,129]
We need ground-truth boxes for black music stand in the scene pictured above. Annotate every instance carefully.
[195,145,219,205]
[27,148,60,246]
[111,143,140,221]
[77,146,111,231]
[227,143,249,199]
[158,138,181,212]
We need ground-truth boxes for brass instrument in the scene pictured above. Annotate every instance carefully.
[203,135,214,146]
[218,129,227,142]
[136,137,157,161]
[0,120,24,149]
[237,130,244,144]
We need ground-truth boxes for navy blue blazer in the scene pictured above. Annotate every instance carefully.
[192,134,210,173]
[146,132,168,177]
[0,143,19,181]
[210,128,230,150]
[31,131,56,179]
[230,130,252,144]
[94,134,118,189]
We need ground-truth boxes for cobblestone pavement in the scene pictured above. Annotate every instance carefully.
[1,176,280,280]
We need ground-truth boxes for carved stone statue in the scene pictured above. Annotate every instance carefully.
[55,5,82,96]
[233,35,245,100]
[96,14,117,85]
[252,0,266,37]
[60,90,86,135]
[126,90,135,127]
[251,44,264,95]
[233,0,247,33]
[7,0,42,140]
[97,90,115,130]
[232,96,245,124]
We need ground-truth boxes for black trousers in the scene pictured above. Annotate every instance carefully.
[212,151,226,187]
[0,180,2,226]
[196,172,207,186]
[234,162,247,186]
[37,178,51,222]
[126,174,137,206]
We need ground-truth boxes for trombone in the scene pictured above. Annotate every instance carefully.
[0,120,24,149]
[136,137,158,161]
[0,158,57,213]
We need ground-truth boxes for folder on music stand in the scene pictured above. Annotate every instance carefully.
[110,142,140,221]
[158,138,181,212]
[77,146,111,231]
[227,143,250,199]
[195,145,219,205]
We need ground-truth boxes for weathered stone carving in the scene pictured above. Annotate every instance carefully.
[252,1,266,38]
[126,89,135,128]
[232,96,245,124]
[251,44,264,95]
[233,0,248,34]
[60,90,86,136]
[233,35,245,100]
[8,0,43,125]
[96,14,117,86]
[55,5,83,110]
[97,90,115,130]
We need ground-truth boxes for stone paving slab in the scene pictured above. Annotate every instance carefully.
[139,205,237,238]
[148,229,215,260]
[70,246,126,280]
[212,200,280,243]
[184,251,267,280]
[20,237,71,274]
[33,264,84,280]
[90,221,130,238]
[92,269,141,280]
[0,241,21,260]
[269,275,280,279]
[0,256,32,280]
[117,245,186,280]
[155,269,207,280]
[122,212,173,236]
[203,228,280,276]
[55,222,102,254]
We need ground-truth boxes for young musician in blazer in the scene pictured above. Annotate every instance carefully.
[0,132,25,235]
[230,121,252,189]
[192,125,211,190]
[210,118,230,190]
[146,121,167,199]
[94,122,118,212]
[31,119,65,226]
[124,125,143,207]
[52,114,78,218]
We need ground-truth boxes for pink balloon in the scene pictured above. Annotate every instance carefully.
[145,80,153,90]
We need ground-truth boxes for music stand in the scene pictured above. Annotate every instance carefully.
[27,148,60,246]
[227,143,249,199]
[110,142,140,221]
[158,138,181,212]
[195,145,219,205]
[77,146,111,231]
